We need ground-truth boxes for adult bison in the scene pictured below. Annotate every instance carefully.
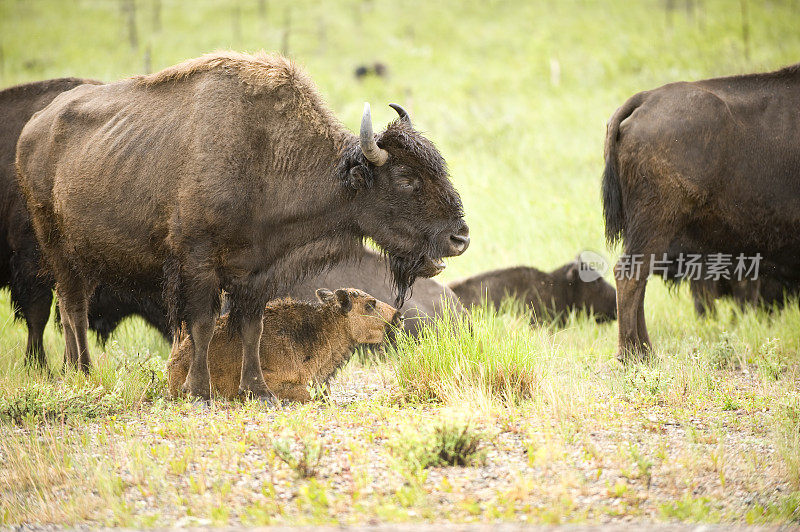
[603,63,800,361]
[0,78,170,368]
[16,52,469,400]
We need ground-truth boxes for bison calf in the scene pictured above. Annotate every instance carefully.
[168,289,400,402]
[448,260,617,324]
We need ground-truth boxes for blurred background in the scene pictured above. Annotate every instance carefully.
[1,0,800,356]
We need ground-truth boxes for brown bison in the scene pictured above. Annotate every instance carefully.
[448,259,617,323]
[16,52,469,400]
[603,63,800,361]
[0,78,171,368]
[168,288,399,402]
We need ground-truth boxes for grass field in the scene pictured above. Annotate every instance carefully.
[1,0,799,527]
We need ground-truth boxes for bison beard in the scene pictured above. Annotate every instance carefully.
[387,253,426,307]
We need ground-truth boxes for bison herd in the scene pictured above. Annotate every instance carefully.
[2,52,799,402]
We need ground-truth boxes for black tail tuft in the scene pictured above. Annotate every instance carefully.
[602,158,625,246]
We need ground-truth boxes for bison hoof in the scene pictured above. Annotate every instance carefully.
[238,386,278,407]
[181,380,211,401]
[616,344,652,364]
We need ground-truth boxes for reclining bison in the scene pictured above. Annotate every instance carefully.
[603,62,800,361]
[0,78,170,368]
[16,51,469,400]
[448,259,617,324]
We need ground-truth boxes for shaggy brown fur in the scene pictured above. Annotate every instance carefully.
[167,288,399,402]
[16,51,467,399]
[0,78,171,368]
[449,260,617,324]
[602,63,800,361]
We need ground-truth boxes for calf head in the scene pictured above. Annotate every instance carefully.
[562,260,617,322]
[315,287,400,345]
[340,103,470,305]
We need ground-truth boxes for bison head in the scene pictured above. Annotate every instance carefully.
[340,103,469,305]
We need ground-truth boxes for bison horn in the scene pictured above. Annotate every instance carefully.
[389,103,411,123]
[360,102,389,166]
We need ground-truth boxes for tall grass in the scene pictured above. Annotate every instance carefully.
[393,302,548,404]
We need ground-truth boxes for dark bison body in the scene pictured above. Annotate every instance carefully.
[688,276,797,317]
[283,245,465,340]
[603,63,800,361]
[0,78,170,367]
[448,260,617,323]
[689,278,789,316]
[88,285,170,345]
[16,52,468,400]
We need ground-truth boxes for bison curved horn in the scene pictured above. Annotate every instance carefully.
[389,103,410,123]
[360,102,389,166]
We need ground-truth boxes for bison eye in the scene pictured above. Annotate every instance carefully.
[394,172,419,192]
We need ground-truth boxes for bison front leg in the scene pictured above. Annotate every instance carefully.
[56,279,92,373]
[58,297,79,369]
[238,314,275,402]
[614,265,650,363]
[182,316,214,400]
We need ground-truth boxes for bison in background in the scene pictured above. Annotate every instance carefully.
[603,63,800,361]
[17,52,469,400]
[0,78,170,369]
[448,259,617,324]
[687,276,797,317]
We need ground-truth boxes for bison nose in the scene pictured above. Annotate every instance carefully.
[447,224,470,256]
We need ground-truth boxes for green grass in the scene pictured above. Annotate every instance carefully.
[1,0,800,527]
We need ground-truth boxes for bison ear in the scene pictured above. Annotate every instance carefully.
[566,263,579,283]
[316,288,335,303]
[335,289,353,313]
[346,165,370,190]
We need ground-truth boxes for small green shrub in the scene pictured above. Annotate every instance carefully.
[658,495,721,522]
[273,436,324,479]
[391,421,486,470]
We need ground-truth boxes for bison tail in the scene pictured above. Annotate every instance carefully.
[602,158,625,246]
[602,93,644,246]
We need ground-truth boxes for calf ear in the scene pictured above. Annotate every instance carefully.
[316,288,335,303]
[335,289,353,313]
[346,165,370,190]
